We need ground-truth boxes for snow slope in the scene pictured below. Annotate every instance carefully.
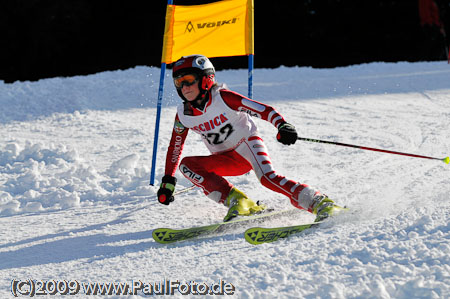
[0,62,449,298]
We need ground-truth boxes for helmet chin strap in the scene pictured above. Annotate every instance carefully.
[190,91,209,109]
[181,93,209,116]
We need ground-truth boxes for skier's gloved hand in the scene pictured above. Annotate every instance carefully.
[277,122,298,145]
[157,175,177,205]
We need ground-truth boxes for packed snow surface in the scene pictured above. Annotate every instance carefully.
[0,62,449,298]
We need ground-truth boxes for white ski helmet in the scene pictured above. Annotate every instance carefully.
[172,54,216,101]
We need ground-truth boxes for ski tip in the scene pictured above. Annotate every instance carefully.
[443,157,449,164]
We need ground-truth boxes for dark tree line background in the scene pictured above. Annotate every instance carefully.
[1,0,449,83]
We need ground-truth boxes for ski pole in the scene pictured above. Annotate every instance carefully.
[297,137,449,164]
[174,185,197,196]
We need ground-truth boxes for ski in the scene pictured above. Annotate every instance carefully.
[245,206,349,245]
[152,208,300,244]
[244,222,320,245]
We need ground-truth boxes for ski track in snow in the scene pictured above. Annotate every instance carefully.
[0,62,449,298]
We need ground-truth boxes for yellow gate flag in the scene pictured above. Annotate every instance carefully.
[162,0,254,64]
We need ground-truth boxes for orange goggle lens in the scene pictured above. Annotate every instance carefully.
[174,74,198,88]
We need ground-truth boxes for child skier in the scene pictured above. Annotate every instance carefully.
[157,54,341,222]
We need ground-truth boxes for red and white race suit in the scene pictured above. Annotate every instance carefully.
[163,84,321,211]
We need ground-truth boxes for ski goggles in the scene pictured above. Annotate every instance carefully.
[174,74,198,89]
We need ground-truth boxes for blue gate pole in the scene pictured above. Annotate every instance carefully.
[149,63,167,185]
[248,54,254,99]
[150,0,173,186]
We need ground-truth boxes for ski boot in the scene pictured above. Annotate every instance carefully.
[312,195,345,222]
[223,187,266,222]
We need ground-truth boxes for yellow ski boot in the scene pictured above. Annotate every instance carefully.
[223,187,266,222]
[312,195,346,222]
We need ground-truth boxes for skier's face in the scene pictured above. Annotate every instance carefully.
[180,78,200,101]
